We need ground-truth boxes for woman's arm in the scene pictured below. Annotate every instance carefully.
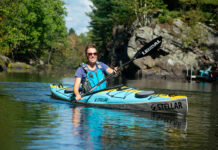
[73,77,82,101]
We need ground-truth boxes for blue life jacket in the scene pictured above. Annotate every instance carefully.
[81,61,107,93]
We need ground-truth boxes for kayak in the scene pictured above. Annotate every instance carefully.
[50,84,188,115]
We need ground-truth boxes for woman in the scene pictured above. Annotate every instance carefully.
[73,43,118,101]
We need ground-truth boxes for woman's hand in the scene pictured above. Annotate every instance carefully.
[75,94,82,101]
[113,67,118,74]
[74,77,82,101]
[113,67,119,77]
[106,66,119,76]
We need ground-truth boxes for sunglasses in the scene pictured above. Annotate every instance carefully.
[87,52,98,57]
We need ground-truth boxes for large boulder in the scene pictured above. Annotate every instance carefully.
[0,55,10,72]
[127,19,218,79]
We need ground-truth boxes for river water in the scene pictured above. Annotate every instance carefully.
[0,72,217,150]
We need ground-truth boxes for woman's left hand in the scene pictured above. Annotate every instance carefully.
[106,66,119,76]
[113,67,119,76]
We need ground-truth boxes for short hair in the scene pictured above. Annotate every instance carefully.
[85,43,97,54]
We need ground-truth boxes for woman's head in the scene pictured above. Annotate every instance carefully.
[85,43,98,64]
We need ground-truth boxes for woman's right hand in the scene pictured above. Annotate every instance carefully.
[75,94,82,101]
[74,77,82,101]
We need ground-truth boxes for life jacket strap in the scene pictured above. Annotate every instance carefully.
[80,63,89,73]
[96,61,102,69]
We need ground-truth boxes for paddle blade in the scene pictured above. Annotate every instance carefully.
[134,36,162,59]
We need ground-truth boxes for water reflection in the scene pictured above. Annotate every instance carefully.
[70,105,187,149]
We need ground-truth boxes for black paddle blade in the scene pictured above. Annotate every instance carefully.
[134,36,162,59]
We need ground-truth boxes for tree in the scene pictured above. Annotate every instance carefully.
[0,0,67,63]
[117,0,167,26]
[87,0,114,56]
[68,28,76,35]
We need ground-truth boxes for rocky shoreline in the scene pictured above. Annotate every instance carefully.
[109,19,218,80]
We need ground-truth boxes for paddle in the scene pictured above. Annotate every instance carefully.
[82,36,162,96]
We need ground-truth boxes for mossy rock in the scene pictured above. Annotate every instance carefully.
[0,55,10,72]
[8,62,32,70]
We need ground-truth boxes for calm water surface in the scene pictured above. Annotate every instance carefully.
[0,72,217,150]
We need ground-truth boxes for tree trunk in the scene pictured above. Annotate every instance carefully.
[48,49,53,65]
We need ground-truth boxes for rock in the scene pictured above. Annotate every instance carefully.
[127,26,154,59]
[8,62,32,70]
[155,56,186,77]
[172,26,181,35]
[29,59,36,65]
[30,59,44,66]
[127,36,138,59]
[0,55,10,64]
[0,55,10,72]
[143,56,155,68]
[173,19,184,28]
[125,19,218,79]
[154,24,161,35]
[39,59,44,65]
[136,26,153,41]
[182,52,198,67]
[133,56,157,69]
[197,23,218,47]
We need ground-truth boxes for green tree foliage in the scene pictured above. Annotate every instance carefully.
[179,0,217,26]
[51,31,90,69]
[68,28,76,35]
[162,0,217,26]
[0,0,67,63]
[109,0,135,26]
[87,0,115,56]
[117,0,167,26]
